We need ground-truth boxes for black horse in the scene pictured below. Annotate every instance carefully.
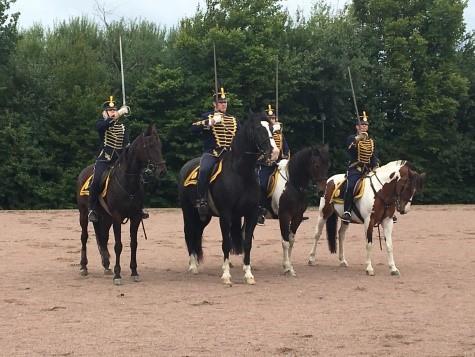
[264,146,329,276]
[76,123,166,285]
[179,115,277,285]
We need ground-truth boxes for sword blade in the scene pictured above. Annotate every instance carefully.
[119,36,126,106]
[213,42,218,103]
[348,66,360,125]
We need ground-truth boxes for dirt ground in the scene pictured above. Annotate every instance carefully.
[1,205,475,356]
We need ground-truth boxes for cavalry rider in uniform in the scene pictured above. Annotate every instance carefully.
[257,104,290,225]
[191,87,239,217]
[88,96,148,223]
[342,111,378,224]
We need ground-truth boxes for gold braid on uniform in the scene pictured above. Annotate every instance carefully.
[357,138,374,164]
[104,123,126,149]
[211,115,237,156]
[273,132,282,152]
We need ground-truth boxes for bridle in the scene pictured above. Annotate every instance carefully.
[140,133,166,181]
[369,172,413,214]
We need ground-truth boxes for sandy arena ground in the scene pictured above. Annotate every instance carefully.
[1,205,475,356]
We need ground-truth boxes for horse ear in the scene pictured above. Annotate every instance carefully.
[145,122,156,136]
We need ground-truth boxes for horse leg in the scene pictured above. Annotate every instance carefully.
[279,213,293,276]
[242,214,257,285]
[112,221,123,285]
[183,203,207,274]
[219,215,233,285]
[364,218,375,276]
[382,218,400,276]
[93,220,112,274]
[79,209,89,276]
[129,217,141,282]
[337,222,350,267]
[308,204,326,265]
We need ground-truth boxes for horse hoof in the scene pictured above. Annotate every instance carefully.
[132,275,141,282]
[104,268,113,275]
[284,269,297,277]
[366,270,375,276]
[391,270,400,276]
[113,278,122,285]
[244,276,256,285]
[307,256,316,266]
[229,261,234,268]
[339,260,349,267]
[221,277,232,286]
[188,266,199,274]
[79,268,88,276]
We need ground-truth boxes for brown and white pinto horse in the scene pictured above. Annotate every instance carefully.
[308,160,425,276]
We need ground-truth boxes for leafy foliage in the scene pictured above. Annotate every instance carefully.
[0,0,474,208]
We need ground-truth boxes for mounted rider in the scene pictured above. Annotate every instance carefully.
[257,104,290,225]
[88,97,148,223]
[342,111,378,224]
[191,87,239,218]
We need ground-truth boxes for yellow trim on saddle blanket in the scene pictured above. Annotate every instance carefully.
[79,174,110,198]
[331,177,366,204]
[183,160,223,187]
[266,167,281,198]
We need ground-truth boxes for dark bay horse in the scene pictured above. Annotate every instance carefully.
[308,160,425,276]
[179,116,277,285]
[76,123,166,285]
[264,146,330,276]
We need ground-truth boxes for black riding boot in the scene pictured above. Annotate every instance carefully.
[195,180,209,221]
[88,188,100,223]
[342,188,353,224]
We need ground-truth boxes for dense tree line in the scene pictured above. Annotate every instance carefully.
[0,0,474,208]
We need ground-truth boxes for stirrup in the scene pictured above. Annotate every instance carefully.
[257,214,265,225]
[88,210,99,223]
[196,199,209,218]
[141,210,149,219]
[341,211,351,224]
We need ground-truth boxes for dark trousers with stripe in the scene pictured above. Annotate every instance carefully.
[88,159,111,211]
[344,167,363,212]
[197,153,219,200]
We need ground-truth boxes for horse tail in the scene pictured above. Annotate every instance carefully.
[326,212,337,254]
[230,220,243,255]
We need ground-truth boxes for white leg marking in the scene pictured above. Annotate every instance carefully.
[243,264,255,285]
[365,241,375,276]
[309,212,325,265]
[188,253,199,274]
[221,258,232,285]
[282,238,296,276]
[338,223,349,267]
[382,219,400,276]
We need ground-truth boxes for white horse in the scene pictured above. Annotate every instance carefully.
[308,160,425,276]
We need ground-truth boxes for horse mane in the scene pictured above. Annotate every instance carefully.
[231,113,263,153]
[288,147,314,186]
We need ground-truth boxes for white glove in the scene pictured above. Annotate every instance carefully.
[209,112,222,126]
[355,132,368,141]
[118,105,130,117]
[213,112,222,123]
[273,122,281,132]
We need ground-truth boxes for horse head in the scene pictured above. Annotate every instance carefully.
[309,144,330,195]
[134,123,167,179]
[395,162,426,214]
[233,112,277,162]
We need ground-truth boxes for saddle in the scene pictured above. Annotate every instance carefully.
[183,159,223,187]
[330,176,366,204]
[79,169,111,197]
